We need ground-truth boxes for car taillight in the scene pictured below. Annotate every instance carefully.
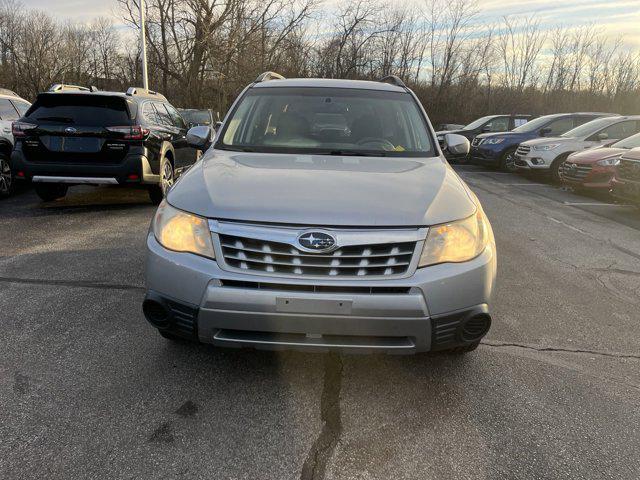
[106,125,149,140]
[12,121,37,137]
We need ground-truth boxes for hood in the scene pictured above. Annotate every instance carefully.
[521,136,573,147]
[436,128,465,136]
[167,150,477,227]
[568,147,627,165]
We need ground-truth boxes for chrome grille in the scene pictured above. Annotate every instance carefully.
[618,159,640,182]
[516,145,531,156]
[471,137,483,147]
[561,162,592,181]
[219,234,416,277]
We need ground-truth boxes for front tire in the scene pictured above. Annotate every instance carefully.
[148,156,174,205]
[440,342,480,355]
[0,154,14,199]
[35,183,68,202]
[550,155,569,183]
[499,149,518,172]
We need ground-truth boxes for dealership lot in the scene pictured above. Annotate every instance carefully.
[1,167,640,479]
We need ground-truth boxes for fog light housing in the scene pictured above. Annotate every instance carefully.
[531,158,545,165]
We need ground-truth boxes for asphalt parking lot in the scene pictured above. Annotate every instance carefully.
[2,166,640,480]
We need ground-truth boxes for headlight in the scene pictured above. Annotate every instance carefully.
[419,207,492,267]
[596,157,620,167]
[153,200,215,258]
[532,144,560,151]
[483,138,504,145]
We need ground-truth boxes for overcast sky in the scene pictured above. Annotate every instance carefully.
[23,0,640,47]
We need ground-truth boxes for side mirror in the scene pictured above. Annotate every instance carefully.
[444,133,470,155]
[597,132,609,141]
[186,126,212,150]
[540,127,552,136]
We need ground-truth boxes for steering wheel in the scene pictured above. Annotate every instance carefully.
[356,137,396,151]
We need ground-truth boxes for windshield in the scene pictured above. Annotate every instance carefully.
[611,132,640,149]
[512,115,560,133]
[181,109,212,125]
[560,117,616,138]
[463,116,494,130]
[216,87,435,157]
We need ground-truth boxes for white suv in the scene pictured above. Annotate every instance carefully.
[514,115,640,181]
[0,88,31,198]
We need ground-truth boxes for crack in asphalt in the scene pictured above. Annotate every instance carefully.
[0,276,145,292]
[300,353,344,480]
[482,340,640,360]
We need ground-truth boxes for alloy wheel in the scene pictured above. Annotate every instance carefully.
[503,152,517,172]
[161,160,174,195]
[0,158,11,195]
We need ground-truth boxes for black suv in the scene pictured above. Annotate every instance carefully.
[436,114,535,161]
[11,86,198,203]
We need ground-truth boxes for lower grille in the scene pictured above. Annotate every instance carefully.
[618,159,640,182]
[516,145,531,156]
[561,162,592,181]
[218,234,417,278]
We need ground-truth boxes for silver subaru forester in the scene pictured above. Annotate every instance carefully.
[143,73,496,355]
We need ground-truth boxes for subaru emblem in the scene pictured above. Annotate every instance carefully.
[297,231,337,253]
[65,127,77,134]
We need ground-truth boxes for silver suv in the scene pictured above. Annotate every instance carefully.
[143,73,497,355]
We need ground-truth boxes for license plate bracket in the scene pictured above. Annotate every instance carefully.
[276,297,352,315]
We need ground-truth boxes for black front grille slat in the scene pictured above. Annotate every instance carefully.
[562,162,592,181]
[219,234,416,278]
[219,279,411,295]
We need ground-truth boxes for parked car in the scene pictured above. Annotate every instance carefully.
[435,123,465,131]
[0,88,31,199]
[561,132,640,192]
[437,114,534,162]
[11,86,198,203]
[142,73,497,355]
[178,108,216,128]
[469,112,617,172]
[612,147,640,207]
[515,116,640,181]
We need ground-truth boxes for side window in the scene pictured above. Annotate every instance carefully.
[11,100,30,116]
[486,117,509,132]
[153,102,173,127]
[165,103,186,129]
[545,117,574,135]
[514,117,529,128]
[142,102,159,124]
[0,98,19,121]
[593,120,639,141]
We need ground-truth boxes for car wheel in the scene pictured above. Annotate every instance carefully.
[148,156,174,205]
[0,154,14,199]
[34,183,68,202]
[499,149,518,172]
[550,155,569,183]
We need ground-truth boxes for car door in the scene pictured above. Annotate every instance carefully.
[0,98,20,144]
[163,103,196,169]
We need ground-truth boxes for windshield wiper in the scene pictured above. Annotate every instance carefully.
[36,116,75,123]
[219,146,254,152]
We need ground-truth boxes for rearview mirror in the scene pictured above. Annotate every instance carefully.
[186,126,212,150]
[540,127,552,136]
[482,124,491,132]
[444,133,470,155]
[597,132,609,141]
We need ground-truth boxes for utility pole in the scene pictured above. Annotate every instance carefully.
[139,0,149,90]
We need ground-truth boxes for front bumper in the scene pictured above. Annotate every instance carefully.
[611,179,640,205]
[143,233,497,354]
[514,152,554,171]
[469,146,501,165]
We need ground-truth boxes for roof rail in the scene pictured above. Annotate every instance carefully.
[0,88,18,97]
[125,86,167,101]
[48,83,91,92]
[378,75,406,88]
[254,71,285,83]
